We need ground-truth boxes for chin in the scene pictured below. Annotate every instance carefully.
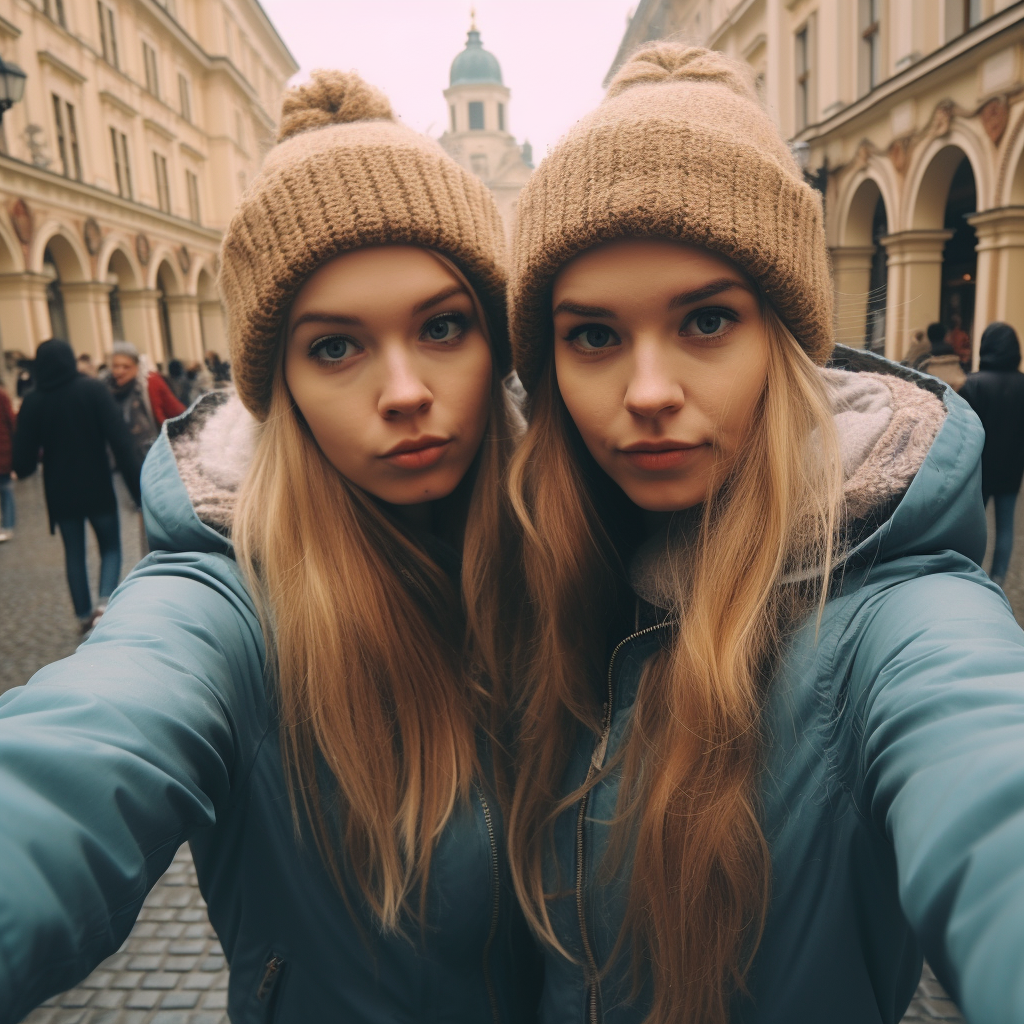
[618,482,707,513]
[376,470,465,507]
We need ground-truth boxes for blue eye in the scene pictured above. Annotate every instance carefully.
[310,336,359,364]
[683,308,736,338]
[569,324,619,350]
[422,314,466,343]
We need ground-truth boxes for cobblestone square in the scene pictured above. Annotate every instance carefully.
[4,469,1017,1022]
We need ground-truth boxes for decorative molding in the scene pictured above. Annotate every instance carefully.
[143,117,177,142]
[37,50,86,85]
[83,217,102,256]
[9,199,32,245]
[177,245,191,275]
[136,233,151,266]
[179,141,206,162]
[99,90,138,118]
[742,32,767,60]
[0,14,22,38]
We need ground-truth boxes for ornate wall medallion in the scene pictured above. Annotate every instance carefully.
[9,199,33,245]
[177,245,191,275]
[83,217,102,255]
[136,232,151,266]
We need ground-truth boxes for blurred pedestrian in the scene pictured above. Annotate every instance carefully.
[12,340,141,631]
[205,349,231,385]
[918,321,966,391]
[903,328,930,368]
[186,359,213,397]
[165,358,192,407]
[107,341,185,465]
[0,383,16,542]
[959,321,1024,585]
[76,353,96,378]
[948,313,972,370]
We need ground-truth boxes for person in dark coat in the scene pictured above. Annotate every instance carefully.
[959,321,1024,584]
[0,384,16,541]
[12,340,142,630]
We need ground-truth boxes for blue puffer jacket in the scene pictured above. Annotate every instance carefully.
[539,350,1024,1024]
[0,393,542,1024]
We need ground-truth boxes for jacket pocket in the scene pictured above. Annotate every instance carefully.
[253,951,286,1022]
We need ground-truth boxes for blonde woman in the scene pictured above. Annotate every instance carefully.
[0,73,540,1023]
[506,45,1024,1024]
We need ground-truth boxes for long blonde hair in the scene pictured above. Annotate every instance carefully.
[507,304,844,1024]
[233,267,523,930]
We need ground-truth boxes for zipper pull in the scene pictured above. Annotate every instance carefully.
[591,724,611,771]
[257,954,284,1001]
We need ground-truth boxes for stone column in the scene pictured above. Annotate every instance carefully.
[199,300,227,358]
[60,282,112,363]
[164,295,203,365]
[880,230,954,361]
[830,246,877,347]
[117,289,163,363]
[967,207,1024,370]
[0,273,49,359]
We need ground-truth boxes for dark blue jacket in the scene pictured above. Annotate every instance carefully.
[0,392,542,1024]
[538,354,1024,1024]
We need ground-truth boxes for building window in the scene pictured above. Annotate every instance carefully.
[470,153,488,178]
[97,2,118,67]
[795,19,815,132]
[450,105,456,132]
[498,102,505,132]
[860,0,881,95]
[186,169,201,224]
[43,0,67,29]
[468,101,484,131]
[178,72,191,123]
[965,0,982,28]
[153,151,171,213]
[143,41,160,98]
[111,127,132,198]
[52,94,81,180]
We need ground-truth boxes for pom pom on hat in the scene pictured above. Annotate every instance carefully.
[277,69,394,143]
[606,42,759,103]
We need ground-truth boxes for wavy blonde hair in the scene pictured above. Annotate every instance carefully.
[232,260,523,929]
[507,304,844,1024]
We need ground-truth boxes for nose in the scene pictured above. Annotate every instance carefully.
[623,339,685,419]
[377,345,433,419]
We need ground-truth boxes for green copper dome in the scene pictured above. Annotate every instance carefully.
[450,28,503,86]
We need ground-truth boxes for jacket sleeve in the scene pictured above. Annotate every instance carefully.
[0,553,267,1024]
[11,394,41,479]
[94,383,142,505]
[847,572,1024,1024]
[148,374,186,426]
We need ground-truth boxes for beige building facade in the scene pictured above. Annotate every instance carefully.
[439,19,533,231]
[610,0,1024,366]
[0,0,296,380]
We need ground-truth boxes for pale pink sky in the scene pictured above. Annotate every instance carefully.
[256,0,637,158]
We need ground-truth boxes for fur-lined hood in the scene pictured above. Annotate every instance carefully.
[140,348,983,581]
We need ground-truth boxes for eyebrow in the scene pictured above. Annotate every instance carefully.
[289,284,468,338]
[552,278,750,319]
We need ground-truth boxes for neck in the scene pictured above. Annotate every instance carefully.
[388,501,434,531]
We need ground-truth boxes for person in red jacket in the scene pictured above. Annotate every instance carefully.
[107,341,185,465]
[0,382,16,542]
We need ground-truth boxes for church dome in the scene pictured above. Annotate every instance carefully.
[450,28,503,86]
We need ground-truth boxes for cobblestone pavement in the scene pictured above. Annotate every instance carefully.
[6,470,1022,1022]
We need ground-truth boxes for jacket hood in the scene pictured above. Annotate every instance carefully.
[631,346,986,607]
[978,321,1021,371]
[141,390,254,555]
[32,339,78,391]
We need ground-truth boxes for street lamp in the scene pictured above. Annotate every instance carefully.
[0,55,27,128]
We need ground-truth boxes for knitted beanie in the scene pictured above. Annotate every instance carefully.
[509,44,833,393]
[220,70,509,420]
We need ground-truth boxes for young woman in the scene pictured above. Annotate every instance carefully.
[0,72,539,1023]
[505,44,1024,1024]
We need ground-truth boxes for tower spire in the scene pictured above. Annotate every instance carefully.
[470,7,477,31]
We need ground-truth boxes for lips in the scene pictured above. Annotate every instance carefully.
[618,440,707,471]
[380,436,451,470]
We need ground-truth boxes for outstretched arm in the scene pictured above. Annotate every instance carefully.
[0,552,266,1024]
[849,572,1024,1024]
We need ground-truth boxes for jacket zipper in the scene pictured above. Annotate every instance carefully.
[577,622,670,1024]
[477,788,503,1024]
[256,953,284,1003]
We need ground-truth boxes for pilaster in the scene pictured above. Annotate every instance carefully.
[967,207,1024,369]
[830,245,877,347]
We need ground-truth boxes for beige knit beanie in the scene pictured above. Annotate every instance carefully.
[220,70,509,420]
[509,44,833,392]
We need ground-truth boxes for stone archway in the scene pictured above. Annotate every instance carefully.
[195,265,226,359]
[834,176,889,350]
[37,232,88,349]
[105,246,141,345]
[155,258,183,365]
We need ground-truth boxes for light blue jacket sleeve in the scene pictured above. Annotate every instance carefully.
[0,551,267,1024]
[847,571,1024,1024]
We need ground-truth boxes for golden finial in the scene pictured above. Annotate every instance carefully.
[470,6,478,30]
